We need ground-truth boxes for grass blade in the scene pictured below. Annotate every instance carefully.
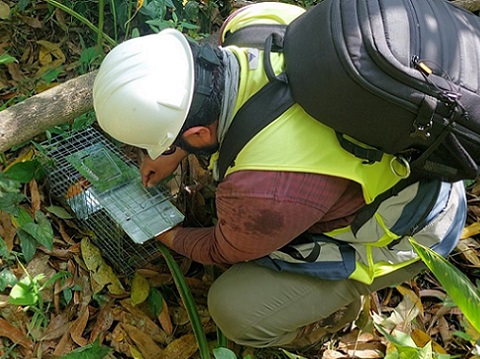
[158,243,210,359]
[410,238,480,332]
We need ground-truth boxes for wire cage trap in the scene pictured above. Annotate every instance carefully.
[41,127,184,277]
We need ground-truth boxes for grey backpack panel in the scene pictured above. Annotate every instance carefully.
[218,0,480,182]
[284,0,480,179]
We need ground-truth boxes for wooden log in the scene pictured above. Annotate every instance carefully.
[0,71,97,153]
[451,0,480,12]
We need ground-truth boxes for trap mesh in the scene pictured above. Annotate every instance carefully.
[41,127,184,276]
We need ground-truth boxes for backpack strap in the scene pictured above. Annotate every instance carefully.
[336,133,384,164]
[222,24,287,49]
[217,34,294,180]
[217,79,294,180]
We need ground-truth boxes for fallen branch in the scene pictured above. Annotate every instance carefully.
[0,71,97,153]
[451,0,480,12]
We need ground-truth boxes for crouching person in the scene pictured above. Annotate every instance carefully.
[92,2,467,350]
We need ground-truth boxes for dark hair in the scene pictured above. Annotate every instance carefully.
[181,42,225,130]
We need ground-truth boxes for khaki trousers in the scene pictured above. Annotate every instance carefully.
[208,261,425,347]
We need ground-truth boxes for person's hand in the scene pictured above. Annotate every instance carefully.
[140,148,188,187]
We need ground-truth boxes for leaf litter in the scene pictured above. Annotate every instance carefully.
[1,1,480,358]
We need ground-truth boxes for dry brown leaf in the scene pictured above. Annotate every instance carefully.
[0,318,32,348]
[0,210,16,251]
[158,298,173,336]
[428,305,452,333]
[29,178,41,212]
[41,313,71,341]
[54,8,68,31]
[19,15,42,28]
[411,328,447,354]
[81,237,125,295]
[90,302,115,342]
[69,307,89,346]
[340,329,378,344]
[123,323,163,358]
[461,221,480,239]
[0,294,9,308]
[396,285,424,317]
[7,63,25,82]
[437,316,452,346]
[58,219,75,244]
[456,238,480,267]
[322,350,350,358]
[119,299,169,344]
[37,40,66,66]
[131,271,150,306]
[419,289,446,301]
[4,148,34,172]
[171,306,190,326]
[162,333,198,359]
[0,1,9,19]
[53,326,75,356]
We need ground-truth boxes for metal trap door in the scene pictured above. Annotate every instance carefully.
[94,179,184,244]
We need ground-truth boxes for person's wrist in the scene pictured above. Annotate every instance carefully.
[155,226,179,247]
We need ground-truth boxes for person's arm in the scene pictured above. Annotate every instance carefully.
[140,148,188,187]
[157,170,364,264]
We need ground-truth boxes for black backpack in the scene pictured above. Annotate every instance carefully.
[217,0,480,183]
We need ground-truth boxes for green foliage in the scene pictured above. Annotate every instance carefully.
[59,339,111,359]
[410,239,480,333]
[1,162,54,262]
[0,172,24,215]
[4,159,43,183]
[13,207,54,261]
[147,287,164,317]
[0,268,18,291]
[213,347,238,359]
[158,244,210,359]
[40,67,66,85]
[9,270,70,306]
[0,53,16,65]
[45,205,73,219]
[376,325,451,359]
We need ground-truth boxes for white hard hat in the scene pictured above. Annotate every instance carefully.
[93,28,194,159]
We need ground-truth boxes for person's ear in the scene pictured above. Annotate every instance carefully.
[182,126,213,146]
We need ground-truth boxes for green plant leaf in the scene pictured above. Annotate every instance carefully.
[0,237,15,262]
[17,229,36,262]
[9,276,40,306]
[13,206,33,227]
[40,271,70,291]
[410,239,480,333]
[45,205,73,219]
[147,287,164,318]
[5,160,40,183]
[0,53,16,65]
[0,171,21,191]
[0,269,18,291]
[59,339,111,358]
[0,191,24,215]
[213,347,237,359]
[16,0,31,12]
[21,211,54,250]
[41,67,65,84]
[158,244,210,359]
